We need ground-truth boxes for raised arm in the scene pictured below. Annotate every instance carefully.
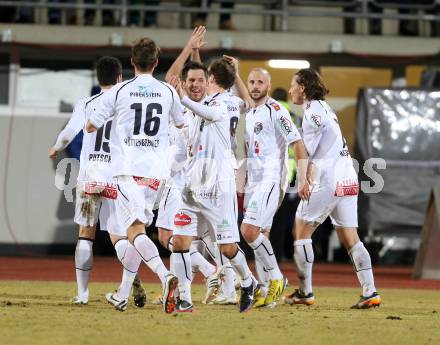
[223,55,254,110]
[165,26,206,82]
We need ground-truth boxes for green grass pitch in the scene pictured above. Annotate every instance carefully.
[1,281,439,345]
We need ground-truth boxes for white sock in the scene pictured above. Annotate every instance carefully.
[212,243,236,297]
[228,247,253,288]
[255,256,269,294]
[114,239,128,262]
[133,233,169,285]
[349,241,376,297]
[221,266,236,297]
[249,234,283,280]
[75,238,93,300]
[116,240,142,300]
[293,239,314,295]
[172,251,192,303]
[190,241,216,278]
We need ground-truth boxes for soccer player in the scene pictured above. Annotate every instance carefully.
[283,68,381,309]
[168,58,257,313]
[85,38,184,314]
[240,67,309,308]
[154,27,223,305]
[49,56,146,309]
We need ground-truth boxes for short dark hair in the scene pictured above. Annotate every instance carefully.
[96,56,122,86]
[181,61,208,81]
[208,58,235,90]
[131,37,160,71]
[272,88,288,101]
[295,68,329,100]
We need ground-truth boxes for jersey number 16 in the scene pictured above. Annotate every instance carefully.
[131,102,162,136]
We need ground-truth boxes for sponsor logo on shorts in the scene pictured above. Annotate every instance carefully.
[84,182,117,199]
[217,219,230,229]
[254,122,263,134]
[133,177,161,191]
[249,200,258,210]
[335,180,359,197]
[174,213,192,226]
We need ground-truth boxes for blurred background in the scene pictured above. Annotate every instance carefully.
[0,0,439,269]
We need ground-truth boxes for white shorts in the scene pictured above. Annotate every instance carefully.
[74,182,126,236]
[296,185,358,228]
[242,183,282,230]
[156,186,181,231]
[115,176,164,231]
[173,180,240,244]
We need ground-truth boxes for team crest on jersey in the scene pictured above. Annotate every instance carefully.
[270,102,280,111]
[279,116,292,135]
[254,122,263,134]
[310,114,321,127]
[174,213,192,226]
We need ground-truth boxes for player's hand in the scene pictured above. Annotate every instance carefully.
[187,26,207,50]
[223,55,239,74]
[298,177,311,201]
[169,75,184,98]
[49,147,58,160]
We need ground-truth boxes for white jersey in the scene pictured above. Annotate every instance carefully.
[225,93,242,152]
[167,118,188,189]
[89,74,185,179]
[182,92,235,190]
[245,97,301,186]
[302,100,358,194]
[63,92,114,184]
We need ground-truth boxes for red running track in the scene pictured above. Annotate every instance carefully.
[0,256,439,290]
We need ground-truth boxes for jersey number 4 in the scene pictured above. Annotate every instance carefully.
[131,102,162,136]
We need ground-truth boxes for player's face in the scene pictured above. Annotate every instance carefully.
[289,75,305,105]
[247,71,270,101]
[183,69,207,102]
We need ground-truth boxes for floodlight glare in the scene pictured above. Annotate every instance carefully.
[267,59,310,69]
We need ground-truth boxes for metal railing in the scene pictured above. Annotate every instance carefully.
[0,0,439,32]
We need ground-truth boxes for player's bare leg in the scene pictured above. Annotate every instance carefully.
[283,218,317,306]
[336,227,381,309]
[73,226,96,305]
[241,223,285,307]
[172,234,194,312]
[220,243,256,313]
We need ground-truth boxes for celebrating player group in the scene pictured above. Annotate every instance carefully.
[49,26,381,314]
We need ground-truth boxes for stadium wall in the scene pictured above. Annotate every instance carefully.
[0,113,77,250]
